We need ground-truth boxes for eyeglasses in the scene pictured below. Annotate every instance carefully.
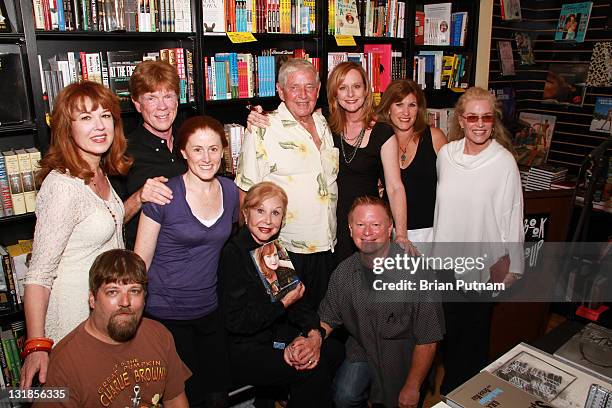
[462,114,495,124]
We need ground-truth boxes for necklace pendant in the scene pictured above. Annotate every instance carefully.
[400,152,407,164]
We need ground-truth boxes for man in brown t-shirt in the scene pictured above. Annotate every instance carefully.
[34,249,192,408]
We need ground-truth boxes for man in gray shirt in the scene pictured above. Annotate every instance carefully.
[286,196,444,408]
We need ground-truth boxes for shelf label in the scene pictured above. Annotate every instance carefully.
[227,32,257,43]
[334,35,357,46]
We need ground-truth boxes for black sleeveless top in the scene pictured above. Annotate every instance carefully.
[401,127,437,230]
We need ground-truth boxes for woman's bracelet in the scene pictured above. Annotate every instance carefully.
[21,337,54,359]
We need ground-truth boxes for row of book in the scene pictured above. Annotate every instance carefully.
[328,0,406,38]
[426,107,454,137]
[0,319,25,388]
[32,0,193,32]
[0,241,29,313]
[202,0,316,34]
[0,148,41,218]
[328,44,407,93]
[412,51,472,92]
[415,7,468,46]
[203,49,319,101]
[522,165,568,192]
[39,47,195,112]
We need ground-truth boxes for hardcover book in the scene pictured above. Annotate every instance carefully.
[542,63,589,107]
[363,43,392,92]
[424,2,451,46]
[250,240,300,302]
[106,51,142,109]
[513,112,556,167]
[514,32,535,65]
[202,0,225,32]
[590,97,612,134]
[554,2,592,43]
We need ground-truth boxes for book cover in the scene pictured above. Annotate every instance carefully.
[106,50,142,109]
[202,0,225,32]
[335,0,360,36]
[249,240,300,302]
[501,0,521,22]
[590,97,612,134]
[363,43,391,92]
[423,2,451,46]
[497,40,515,76]
[15,149,36,213]
[513,112,556,167]
[554,2,592,43]
[514,32,535,65]
[0,45,30,126]
[554,323,612,380]
[443,371,554,408]
[414,10,424,45]
[542,63,588,107]
[2,151,25,215]
[0,155,12,216]
[491,87,516,128]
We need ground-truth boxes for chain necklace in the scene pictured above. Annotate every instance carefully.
[340,127,366,164]
[91,173,124,243]
[398,135,416,166]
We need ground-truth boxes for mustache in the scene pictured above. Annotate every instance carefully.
[111,307,135,317]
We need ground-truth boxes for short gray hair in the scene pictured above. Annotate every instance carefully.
[277,59,320,88]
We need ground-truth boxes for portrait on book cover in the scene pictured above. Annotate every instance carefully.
[250,240,300,302]
[542,63,588,107]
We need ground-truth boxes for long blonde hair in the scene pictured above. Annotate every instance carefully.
[448,87,515,154]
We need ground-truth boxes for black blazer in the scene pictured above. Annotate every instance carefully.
[218,226,320,346]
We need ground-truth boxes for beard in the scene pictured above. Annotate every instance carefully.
[107,308,141,342]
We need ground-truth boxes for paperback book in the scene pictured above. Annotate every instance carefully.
[554,2,592,43]
[250,240,300,302]
[424,2,451,46]
[542,63,588,107]
[590,97,612,134]
[513,112,556,167]
[335,0,360,36]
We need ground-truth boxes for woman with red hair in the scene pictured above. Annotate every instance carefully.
[22,81,132,387]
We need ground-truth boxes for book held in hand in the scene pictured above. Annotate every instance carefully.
[250,240,300,302]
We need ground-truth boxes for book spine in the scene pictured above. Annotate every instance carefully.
[3,154,26,216]
[16,151,36,213]
[1,335,18,386]
[0,157,13,217]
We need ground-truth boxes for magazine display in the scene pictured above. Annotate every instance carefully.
[554,323,612,380]
[554,2,593,43]
[250,240,300,302]
[484,343,612,408]
[542,63,588,107]
[590,98,612,134]
[513,112,556,167]
[514,32,535,65]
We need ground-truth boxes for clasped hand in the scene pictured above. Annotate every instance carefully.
[283,332,322,371]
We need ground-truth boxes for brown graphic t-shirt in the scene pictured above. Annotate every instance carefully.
[35,318,192,407]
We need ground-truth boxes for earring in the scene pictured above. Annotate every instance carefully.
[490,127,496,139]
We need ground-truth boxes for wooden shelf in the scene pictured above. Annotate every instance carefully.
[0,213,36,224]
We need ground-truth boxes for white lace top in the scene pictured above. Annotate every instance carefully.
[25,170,124,343]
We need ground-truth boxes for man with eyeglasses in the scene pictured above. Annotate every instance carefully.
[115,60,187,249]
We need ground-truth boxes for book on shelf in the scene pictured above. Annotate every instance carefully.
[32,0,192,32]
[0,246,19,309]
[423,2,451,46]
[335,0,360,36]
[415,10,425,45]
[512,112,556,167]
[590,97,612,135]
[106,50,143,110]
[554,2,592,43]
[514,32,534,65]
[490,87,516,128]
[202,0,225,32]
[6,240,31,301]
[542,63,589,107]
[249,239,300,302]
[0,44,31,127]
[15,149,36,214]
[450,11,467,47]
[0,154,12,217]
[1,151,26,216]
[426,108,453,137]
[223,124,244,174]
[497,40,515,76]
[500,0,521,22]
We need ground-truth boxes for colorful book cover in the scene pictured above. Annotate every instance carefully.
[414,10,424,45]
[513,112,556,167]
[249,240,300,302]
[590,97,612,134]
[423,2,451,46]
[514,32,535,65]
[106,50,142,109]
[363,43,391,92]
[542,63,588,107]
[335,0,360,36]
[497,40,515,76]
[491,87,516,127]
[554,2,592,43]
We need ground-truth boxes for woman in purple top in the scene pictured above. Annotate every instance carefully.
[135,115,239,407]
